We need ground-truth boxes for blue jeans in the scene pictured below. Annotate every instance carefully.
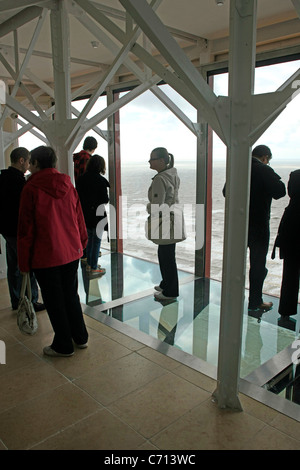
[86,228,101,269]
[3,235,39,308]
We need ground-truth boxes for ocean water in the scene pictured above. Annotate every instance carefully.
[102,160,299,299]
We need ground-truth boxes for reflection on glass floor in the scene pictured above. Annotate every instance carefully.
[78,252,300,406]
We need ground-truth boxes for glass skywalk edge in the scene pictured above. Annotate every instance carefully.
[78,253,300,417]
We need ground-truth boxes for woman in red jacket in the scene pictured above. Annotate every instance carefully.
[18,146,88,357]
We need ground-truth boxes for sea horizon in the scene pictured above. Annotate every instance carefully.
[111,159,299,300]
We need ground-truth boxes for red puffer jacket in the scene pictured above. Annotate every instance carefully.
[18,168,88,272]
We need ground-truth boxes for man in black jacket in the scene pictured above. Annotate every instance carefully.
[223,144,286,311]
[247,145,286,310]
[0,147,44,311]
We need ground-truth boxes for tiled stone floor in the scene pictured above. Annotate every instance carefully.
[0,277,300,450]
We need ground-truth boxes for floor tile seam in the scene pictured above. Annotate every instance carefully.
[91,404,151,445]
[0,343,50,379]
[136,439,159,450]
[14,339,83,384]
[74,347,167,379]
[0,385,105,450]
[189,396,276,432]
[135,347,183,373]
[238,422,300,450]
[266,417,300,442]
[73,357,170,408]
[161,366,217,399]
[27,409,104,450]
[146,400,271,451]
[0,380,87,418]
[0,438,8,450]
[0,324,33,347]
[109,390,215,443]
[0,355,72,388]
[85,321,145,350]
[146,395,216,445]
[84,312,195,373]
[170,366,217,395]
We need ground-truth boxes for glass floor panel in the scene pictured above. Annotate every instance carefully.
[78,251,191,306]
[78,253,300,408]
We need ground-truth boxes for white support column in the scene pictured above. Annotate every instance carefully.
[213,0,257,410]
[106,88,123,253]
[0,124,6,279]
[49,0,73,175]
[194,117,209,278]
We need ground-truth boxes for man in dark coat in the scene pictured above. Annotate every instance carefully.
[0,147,44,311]
[223,144,286,311]
[247,145,286,310]
[272,169,300,324]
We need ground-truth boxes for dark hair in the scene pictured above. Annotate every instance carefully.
[30,146,57,169]
[252,145,272,160]
[151,147,174,168]
[83,136,98,151]
[86,154,106,175]
[10,147,29,164]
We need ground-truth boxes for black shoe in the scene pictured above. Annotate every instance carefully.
[248,309,263,323]
[33,302,45,312]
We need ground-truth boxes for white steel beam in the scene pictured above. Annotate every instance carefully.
[74,0,162,79]
[0,6,43,38]
[48,0,74,174]
[66,26,140,146]
[74,0,204,137]
[213,0,257,411]
[74,11,144,79]
[13,30,19,74]
[250,67,300,144]
[151,85,200,138]
[50,1,71,122]
[80,73,162,137]
[0,8,48,128]
[22,70,108,145]
[291,0,300,18]
[5,93,44,130]
[0,52,48,121]
[69,0,196,149]
[0,0,50,11]
[4,120,48,150]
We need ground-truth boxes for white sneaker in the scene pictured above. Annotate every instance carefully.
[43,346,74,357]
[154,291,177,300]
[75,343,88,349]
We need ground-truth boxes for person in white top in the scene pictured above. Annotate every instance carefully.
[146,147,185,301]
